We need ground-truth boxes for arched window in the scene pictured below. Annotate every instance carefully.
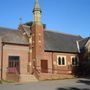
[58,57,61,65]
[57,56,66,66]
[71,56,78,65]
[62,57,65,65]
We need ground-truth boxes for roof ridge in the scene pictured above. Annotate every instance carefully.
[0,26,17,31]
[78,37,89,42]
[45,30,82,37]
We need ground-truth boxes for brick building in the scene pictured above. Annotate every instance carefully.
[0,0,90,82]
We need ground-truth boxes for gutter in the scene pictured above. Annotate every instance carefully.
[1,41,3,80]
[52,52,54,74]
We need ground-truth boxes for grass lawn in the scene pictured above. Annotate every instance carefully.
[0,80,2,84]
[0,80,16,84]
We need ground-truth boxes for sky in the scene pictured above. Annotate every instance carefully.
[0,0,90,37]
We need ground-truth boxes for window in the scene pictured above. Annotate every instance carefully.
[8,56,20,68]
[71,56,78,66]
[57,56,66,66]
[8,56,20,73]
[58,57,61,65]
[62,57,65,65]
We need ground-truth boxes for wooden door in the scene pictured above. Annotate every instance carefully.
[41,60,48,73]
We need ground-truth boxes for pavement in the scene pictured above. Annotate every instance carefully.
[0,78,90,90]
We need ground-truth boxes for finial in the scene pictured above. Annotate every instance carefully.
[36,0,38,3]
[33,0,42,13]
[19,17,22,25]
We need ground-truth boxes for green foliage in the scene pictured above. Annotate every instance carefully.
[0,80,2,84]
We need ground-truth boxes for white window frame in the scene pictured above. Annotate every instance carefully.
[57,55,66,66]
[71,56,79,66]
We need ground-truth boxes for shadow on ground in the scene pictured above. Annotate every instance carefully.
[77,79,90,85]
[57,78,90,90]
[57,87,90,90]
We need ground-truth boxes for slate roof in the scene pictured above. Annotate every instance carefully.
[0,27,29,45]
[0,27,83,53]
[44,30,82,53]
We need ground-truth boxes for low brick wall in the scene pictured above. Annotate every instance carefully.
[39,73,74,80]
[6,73,19,82]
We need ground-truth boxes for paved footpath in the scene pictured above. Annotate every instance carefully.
[0,78,90,90]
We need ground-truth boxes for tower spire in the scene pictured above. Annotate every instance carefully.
[33,0,42,13]
[33,0,42,24]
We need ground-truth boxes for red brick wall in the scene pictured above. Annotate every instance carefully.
[32,23,44,61]
[43,52,53,73]
[2,44,29,80]
[35,52,53,73]
[38,51,78,80]
[52,52,77,74]
[41,52,78,74]
[31,23,45,73]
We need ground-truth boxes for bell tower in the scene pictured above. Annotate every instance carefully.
[32,0,44,69]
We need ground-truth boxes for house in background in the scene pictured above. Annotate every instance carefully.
[0,0,90,82]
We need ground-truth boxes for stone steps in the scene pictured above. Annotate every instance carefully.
[6,73,19,82]
[19,74,38,82]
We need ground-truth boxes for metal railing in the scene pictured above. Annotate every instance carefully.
[7,67,20,74]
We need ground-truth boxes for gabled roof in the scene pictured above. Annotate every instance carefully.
[0,27,29,45]
[0,27,83,53]
[44,30,82,53]
[79,37,90,51]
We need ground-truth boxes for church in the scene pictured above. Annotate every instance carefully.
[0,0,90,82]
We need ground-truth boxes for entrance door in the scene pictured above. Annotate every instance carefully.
[41,60,48,73]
